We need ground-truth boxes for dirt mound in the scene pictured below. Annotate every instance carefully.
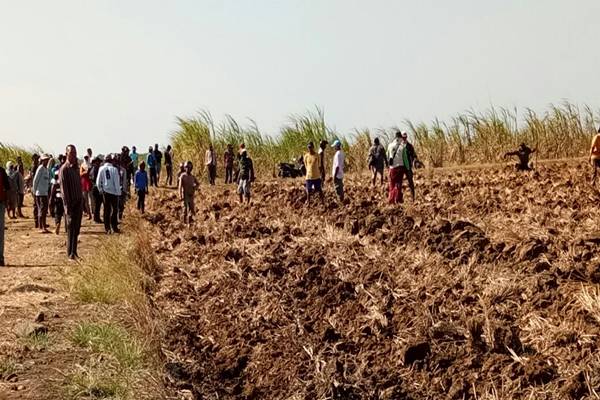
[147,162,600,399]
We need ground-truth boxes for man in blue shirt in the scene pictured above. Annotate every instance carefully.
[146,146,157,187]
[97,154,121,234]
[134,162,149,214]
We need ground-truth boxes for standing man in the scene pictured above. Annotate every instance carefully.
[387,131,406,204]
[368,137,387,186]
[146,146,157,187]
[224,144,234,184]
[178,161,199,224]
[318,140,328,182]
[33,154,51,233]
[331,139,345,203]
[400,131,418,201]
[303,142,324,204]
[120,146,134,188]
[89,156,103,223]
[237,149,255,204]
[59,145,84,260]
[96,155,121,234]
[134,162,148,214]
[30,153,40,227]
[205,144,217,185]
[0,165,9,266]
[16,156,25,212]
[130,146,139,170]
[164,145,174,186]
[153,144,163,183]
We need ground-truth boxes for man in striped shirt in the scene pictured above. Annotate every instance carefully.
[59,144,84,260]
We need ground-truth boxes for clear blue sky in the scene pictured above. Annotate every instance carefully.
[1,0,598,155]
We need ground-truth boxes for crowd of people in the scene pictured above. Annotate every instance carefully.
[1,127,599,267]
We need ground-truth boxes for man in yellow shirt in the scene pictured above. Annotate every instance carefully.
[590,127,600,184]
[303,142,324,204]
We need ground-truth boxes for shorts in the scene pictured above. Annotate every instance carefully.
[305,179,322,193]
[237,179,251,196]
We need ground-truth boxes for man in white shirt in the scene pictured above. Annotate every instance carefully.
[387,131,407,204]
[33,154,51,233]
[96,154,121,234]
[205,144,217,185]
[331,139,345,202]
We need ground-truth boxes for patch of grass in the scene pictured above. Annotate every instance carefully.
[70,236,144,305]
[0,357,18,378]
[71,322,143,370]
[65,363,128,399]
[15,323,51,351]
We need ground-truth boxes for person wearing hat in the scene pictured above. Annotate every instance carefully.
[303,141,324,205]
[33,154,51,233]
[0,164,9,266]
[331,139,345,202]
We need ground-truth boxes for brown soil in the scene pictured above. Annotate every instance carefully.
[0,201,105,399]
[146,161,600,399]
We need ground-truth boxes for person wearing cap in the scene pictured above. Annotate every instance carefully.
[60,144,85,259]
[319,140,328,182]
[205,144,217,185]
[33,154,51,233]
[178,161,199,224]
[237,148,255,204]
[331,139,345,202]
[0,164,9,266]
[303,141,324,204]
[368,137,388,186]
[97,154,121,234]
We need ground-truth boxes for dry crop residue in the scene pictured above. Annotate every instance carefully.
[146,161,600,399]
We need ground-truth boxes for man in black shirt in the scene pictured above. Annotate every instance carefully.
[154,144,163,182]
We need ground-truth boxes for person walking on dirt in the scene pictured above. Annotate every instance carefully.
[60,145,84,259]
[117,154,129,221]
[146,146,157,187]
[205,144,217,185]
[303,142,324,205]
[387,131,415,204]
[33,154,51,233]
[80,159,93,220]
[30,153,40,227]
[319,140,328,182]
[153,144,163,183]
[120,146,134,187]
[400,131,418,201]
[164,145,174,186]
[130,146,139,170]
[16,156,25,212]
[368,137,387,186]
[331,140,345,202]
[0,165,9,266]
[178,161,199,224]
[97,154,121,234]
[134,161,149,214]
[49,171,64,235]
[504,143,535,171]
[590,128,600,184]
[237,149,255,204]
[224,144,235,184]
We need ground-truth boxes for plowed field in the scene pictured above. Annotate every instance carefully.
[145,161,600,399]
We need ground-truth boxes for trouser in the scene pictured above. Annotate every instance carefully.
[35,195,49,228]
[149,168,157,187]
[137,190,146,213]
[33,193,38,227]
[208,164,216,185]
[18,193,24,208]
[89,190,96,216]
[66,203,83,257]
[388,167,404,204]
[92,187,103,222]
[334,177,344,202]
[225,166,233,184]
[82,191,91,216]
[166,164,173,186]
[405,169,415,200]
[119,193,126,220]
[0,203,4,263]
[102,193,119,233]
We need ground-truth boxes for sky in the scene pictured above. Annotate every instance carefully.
[1,0,598,155]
